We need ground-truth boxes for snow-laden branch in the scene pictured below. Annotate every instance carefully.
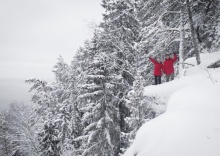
[159,28,181,33]
[158,11,181,22]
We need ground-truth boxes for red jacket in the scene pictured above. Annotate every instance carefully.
[163,54,177,75]
[149,57,163,76]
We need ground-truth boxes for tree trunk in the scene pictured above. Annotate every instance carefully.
[179,7,185,76]
[186,0,201,65]
[4,137,9,156]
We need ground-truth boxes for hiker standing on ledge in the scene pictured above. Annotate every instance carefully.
[163,53,178,82]
[149,56,163,85]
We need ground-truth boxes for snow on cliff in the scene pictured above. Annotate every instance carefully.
[124,52,220,156]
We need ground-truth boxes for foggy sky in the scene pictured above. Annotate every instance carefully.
[0,0,104,79]
[0,0,104,110]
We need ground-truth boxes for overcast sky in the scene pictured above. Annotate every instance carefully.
[0,0,104,79]
[0,0,104,111]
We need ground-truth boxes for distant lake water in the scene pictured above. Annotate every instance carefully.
[0,78,34,111]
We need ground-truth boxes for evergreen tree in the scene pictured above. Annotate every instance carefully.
[0,114,10,156]
[39,122,60,156]
[52,56,77,155]
[100,1,145,153]
[56,102,73,156]
[190,0,220,53]
[101,0,141,85]
[120,70,145,153]
[52,56,71,104]
[25,79,61,155]
[6,104,40,156]
[79,51,121,156]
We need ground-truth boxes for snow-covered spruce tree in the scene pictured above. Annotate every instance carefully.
[188,0,220,53]
[39,121,60,156]
[101,1,146,153]
[101,0,141,85]
[5,103,40,156]
[52,56,71,104]
[25,79,62,155]
[26,55,84,156]
[25,78,57,133]
[68,34,105,155]
[55,102,73,156]
[79,51,121,156]
[25,78,55,109]
[121,73,166,154]
[52,56,77,155]
[120,70,145,153]
[0,114,10,156]
[212,13,220,51]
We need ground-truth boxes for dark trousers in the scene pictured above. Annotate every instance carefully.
[154,76,161,85]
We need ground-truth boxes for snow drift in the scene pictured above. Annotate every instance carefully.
[124,52,220,156]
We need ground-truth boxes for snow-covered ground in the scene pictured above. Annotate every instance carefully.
[124,52,220,156]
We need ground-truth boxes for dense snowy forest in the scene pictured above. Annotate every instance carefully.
[1,0,220,156]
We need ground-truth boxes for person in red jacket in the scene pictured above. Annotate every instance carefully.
[149,56,163,85]
[163,53,178,82]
